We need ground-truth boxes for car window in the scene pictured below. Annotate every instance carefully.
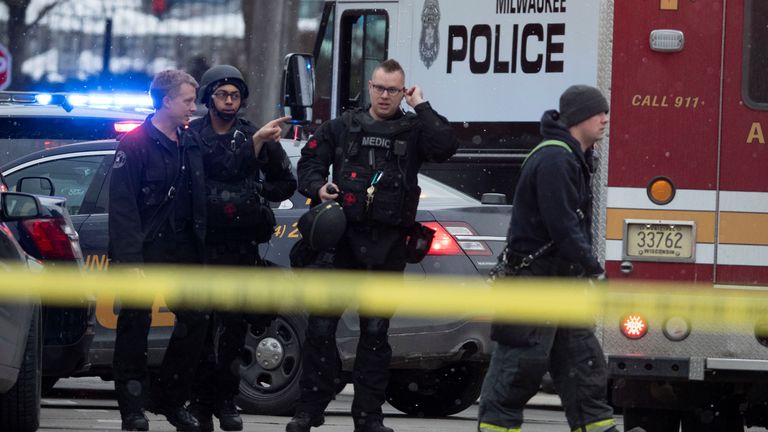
[4,155,106,215]
[417,174,479,209]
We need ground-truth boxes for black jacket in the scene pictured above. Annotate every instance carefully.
[297,102,457,204]
[189,114,297,242]
[108,115,206,264]
[505,109,603,276]
[296,102,458,265]
[189,114,297,202]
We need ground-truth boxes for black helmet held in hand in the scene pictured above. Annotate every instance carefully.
[298,201,347,251]
[198,64,250,106]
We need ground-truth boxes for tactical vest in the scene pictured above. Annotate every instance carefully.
[201,125,275,242]
[335,109,421,228]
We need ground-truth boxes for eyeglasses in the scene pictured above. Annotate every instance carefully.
[212,91,241,101]
[370,83,404,96]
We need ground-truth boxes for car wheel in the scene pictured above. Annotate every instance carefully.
[385,363,486,417]
[0,305,42,432]
[235,313,307,416]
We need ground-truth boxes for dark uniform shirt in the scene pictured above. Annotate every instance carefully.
[297,102,458,266]
[108,114,206,264]
[505,109,603,276]
[189,114,296,242]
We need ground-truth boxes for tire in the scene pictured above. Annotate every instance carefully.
[0,305,42,432]
[41,377,58,396]
[623,407,681,432]
[386,363,486,417]
[235,313,307,416]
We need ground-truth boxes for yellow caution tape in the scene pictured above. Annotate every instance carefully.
[1,265,768,327]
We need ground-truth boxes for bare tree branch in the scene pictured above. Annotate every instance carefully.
[28,0,69,29]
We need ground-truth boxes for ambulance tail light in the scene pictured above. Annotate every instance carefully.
[114,120,142,133]
[662,317,691,342]
[647,177,676,205]
[422,222,462,256]
[621,314,648,339]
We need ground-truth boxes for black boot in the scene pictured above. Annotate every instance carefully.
[188,403,214,432]
[215,399,243,431]
[286,411,325,432]
[354,415,393,432]
[121,411,149,431]
[150,404,201,431]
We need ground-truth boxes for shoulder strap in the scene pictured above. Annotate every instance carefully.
[522,139,572,167]
[143,141,187,240]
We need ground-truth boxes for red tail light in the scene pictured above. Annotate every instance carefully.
[114,120,142,133]
[422,222,463,255]
[441,222,493,256]
[621,314,648,339]
[22,218,77,260]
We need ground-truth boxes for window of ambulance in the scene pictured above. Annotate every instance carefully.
[743,0,768,109]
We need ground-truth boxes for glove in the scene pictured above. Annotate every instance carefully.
[590,272,607,281]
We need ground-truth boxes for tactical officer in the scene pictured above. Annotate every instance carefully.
[188,65,297,432]
[477,86,643,432]
[109,70,208,431]
[287,59,458,432]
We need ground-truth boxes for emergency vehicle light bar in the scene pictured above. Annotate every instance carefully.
[0,91,153,113]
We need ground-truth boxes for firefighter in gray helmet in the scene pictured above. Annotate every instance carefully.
[287,58,458,432]
[188,64,296,432]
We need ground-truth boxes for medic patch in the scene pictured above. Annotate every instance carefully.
[343,193,357,206]
[419,0,441,69]
[307,136,318,149]
[360,136,392,149]
[112,150,127,169]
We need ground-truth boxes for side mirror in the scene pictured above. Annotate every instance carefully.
[481,193,507,205]
[282,53,315,125]
[16,177,55,196]
[1,192,42,219]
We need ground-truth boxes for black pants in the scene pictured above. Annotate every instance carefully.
[478,326,614,431]
[295,233,406,422]
[113,230,209,415]
[191,241,275,406]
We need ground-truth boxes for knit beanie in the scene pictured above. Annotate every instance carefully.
[559,85,609,127]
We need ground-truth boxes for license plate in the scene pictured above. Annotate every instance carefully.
[623,220,696,262]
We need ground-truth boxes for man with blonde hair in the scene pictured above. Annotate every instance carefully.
[109,69,208,431]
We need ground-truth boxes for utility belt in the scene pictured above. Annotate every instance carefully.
[487,241,554,282]
[205,178,276,243]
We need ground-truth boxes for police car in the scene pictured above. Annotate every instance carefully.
[1,134,512,417]
[0,91,149,394]
[0,192,48,431]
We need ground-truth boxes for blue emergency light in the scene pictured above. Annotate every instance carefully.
[2,90,153,113]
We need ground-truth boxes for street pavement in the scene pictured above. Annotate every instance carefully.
[40,377,569,431]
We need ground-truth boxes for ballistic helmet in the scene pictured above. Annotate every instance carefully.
[198,65,249,106]
[298,201,347,251]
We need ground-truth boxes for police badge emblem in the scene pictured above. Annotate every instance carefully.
[112,150,127,169]
[419,0,440,69]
